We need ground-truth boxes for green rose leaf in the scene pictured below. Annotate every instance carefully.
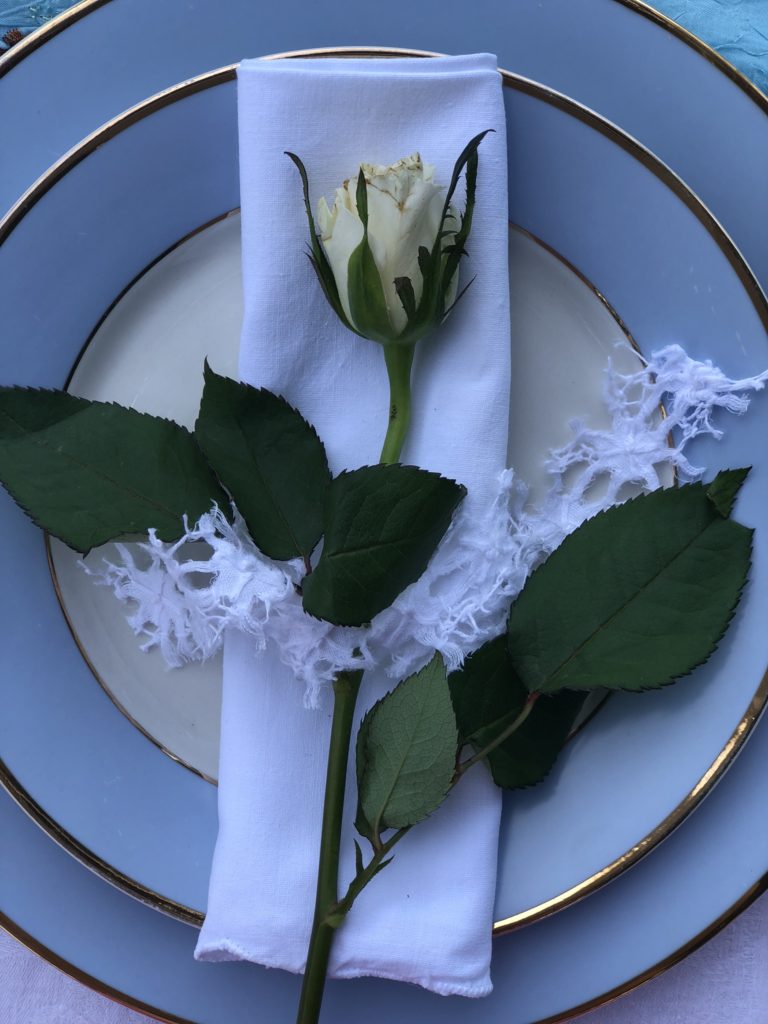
[507,472,753,695]
[302,463,466,626]
[353,705,376,843]
[706,466,750,518]
[483,691,587,789]
[449,636,527,746]
[195,365,331,562]
[449,635,586,789]
[0,387,227,554]
[356,655,458,838]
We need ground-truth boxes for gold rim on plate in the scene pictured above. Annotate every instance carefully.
[0,28,766,1024]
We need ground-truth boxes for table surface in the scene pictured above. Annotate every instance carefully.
[1,1,767,1022]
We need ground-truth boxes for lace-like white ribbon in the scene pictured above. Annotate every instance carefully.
[89,344,768,706]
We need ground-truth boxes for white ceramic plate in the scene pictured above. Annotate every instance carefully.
[50,215,643,784]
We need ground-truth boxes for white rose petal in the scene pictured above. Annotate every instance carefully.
[318,201,364,323]
[317,153,457,337]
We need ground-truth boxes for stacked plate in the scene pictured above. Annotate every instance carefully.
[1,3,767,1022]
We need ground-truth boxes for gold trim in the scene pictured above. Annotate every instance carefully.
[0,44,767,1024]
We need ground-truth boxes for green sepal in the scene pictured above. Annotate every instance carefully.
[346,170,395,344]
[396,130,492,346]
[285,151,361,336]
[417,246,431,280]
[355,167,369,227]
[438,134,486,314]
[306,250,358,334]
[441,275,476,322]
[440,129,494,225]
[394,276,418,322]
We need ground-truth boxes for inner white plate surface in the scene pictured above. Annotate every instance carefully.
[51,213,642,783]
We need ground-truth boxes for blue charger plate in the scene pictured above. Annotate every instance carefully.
[2,57,768,936]
[0,2,765,1024]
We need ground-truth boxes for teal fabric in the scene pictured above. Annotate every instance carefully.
[651,0,768,93]
[0,1,70,39]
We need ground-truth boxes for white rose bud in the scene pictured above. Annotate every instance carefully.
[286,130,490,349]
[316,154,457,337]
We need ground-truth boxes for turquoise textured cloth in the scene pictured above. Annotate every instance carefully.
[0,0,70,44]
[651,0,768,93]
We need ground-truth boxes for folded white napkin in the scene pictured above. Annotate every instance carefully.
[195,52,511,996]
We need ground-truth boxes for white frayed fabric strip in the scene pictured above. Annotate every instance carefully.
[88,344,768,705]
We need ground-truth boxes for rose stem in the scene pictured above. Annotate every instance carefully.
[296,668,363,1024]
[297,682,541,1021]
[298,357,415,1023]
[379,343,415,465]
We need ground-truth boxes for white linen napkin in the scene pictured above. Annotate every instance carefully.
[195,52,511,996]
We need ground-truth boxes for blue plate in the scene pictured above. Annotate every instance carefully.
[2,58,767,938]
[0,8,765,1024]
